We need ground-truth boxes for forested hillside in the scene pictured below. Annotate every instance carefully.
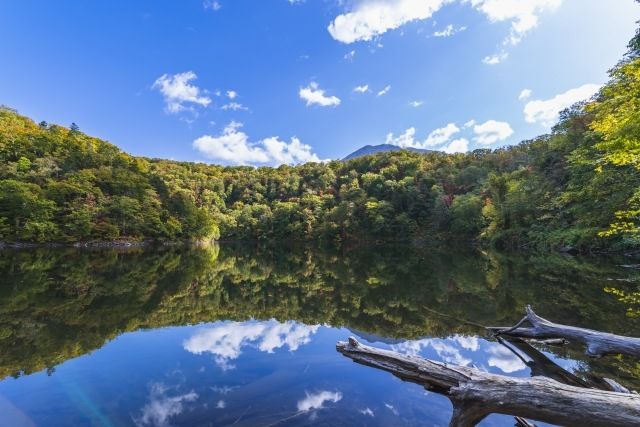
[1,33,639,251]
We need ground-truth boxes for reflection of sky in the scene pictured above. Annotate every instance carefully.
[0,320,579,427]
[183,320,319,370]
[391,334,527,375]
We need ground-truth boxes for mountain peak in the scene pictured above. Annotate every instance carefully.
[343,144,432,160]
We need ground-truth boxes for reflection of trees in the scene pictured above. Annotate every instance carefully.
[0,244,638,385]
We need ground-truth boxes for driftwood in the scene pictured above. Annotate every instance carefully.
[489,305,640,358]
[498,336,633,393]
[337,337,640,427]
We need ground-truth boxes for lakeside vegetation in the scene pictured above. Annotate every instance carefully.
[1,33,639,251]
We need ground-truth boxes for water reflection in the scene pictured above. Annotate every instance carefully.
[0,243,638,426]
[183,320,319,371]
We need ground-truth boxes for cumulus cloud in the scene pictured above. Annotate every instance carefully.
[470,0,562,45]
[299,82,341,107]
[353,84,370,93]
[518,88,532,101]
[194,122,321,166]
[386,118,511,152]
[183,320,320,370]
[152,71,212,114]
[226,90,237,99]
[433,24,466,37]
[385,123,468,153]
[297,391,342,412]
[135,383,198,427]
[328,0,448,44]
[376,85,391,97]
[442,138,469,153]
[386,127,418,148]
[473,119,514,145]
[425,123,460,146]
[523,83,601,127]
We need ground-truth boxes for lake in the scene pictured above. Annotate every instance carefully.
[0,244,638,426]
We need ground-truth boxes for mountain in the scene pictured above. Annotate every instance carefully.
[343,144,432,160]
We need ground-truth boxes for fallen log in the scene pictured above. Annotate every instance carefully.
[337,337,640,427]
[489,305,640,358]
[498,336,633,393]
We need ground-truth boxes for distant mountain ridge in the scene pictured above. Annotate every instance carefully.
[343,144,432,160]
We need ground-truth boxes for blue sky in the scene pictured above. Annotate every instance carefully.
[1,0,638,165]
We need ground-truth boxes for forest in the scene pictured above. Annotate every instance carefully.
[1,33,639,252]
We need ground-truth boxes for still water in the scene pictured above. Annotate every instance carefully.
[0,244,638,426]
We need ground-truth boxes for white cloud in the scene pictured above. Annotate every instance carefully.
[297,391,342,412]
[486,345,527,373]
[442,138,469,153]
[135,383,198,427]
[409,100,424,107]
[482,51,508,65]
[193,122,321,166]
[221,102,248,111]
[152,71,212,114]
[433,24,466,37]
[425,123,460,146]
[377,85,391,97]
[524,83,601,127]
[386,127,418,148]
[353,84,370,93]
[299,82,341,107]
[386,119,508,152]
[183,320,320,370]
[518,88,532,101]
[386,123,463,151]
[470,0,562,45]
[328,0,448,44]
[344,49,356,60]
[226,90,237,99]
[473,119,513,145]
[216,400,226,409]
[203,0,221,11]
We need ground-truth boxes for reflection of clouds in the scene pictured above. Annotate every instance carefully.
[453,335,479,351]
[359,407,374,417]
[297,391,342,412]
[486,345,527,373]
[211,385,238,395]
[183,320,319,370]
[393,335,529,373]
[134,383,198,427]
[392,337,472,366]
[385,403,399,416]
[216,400,226,409]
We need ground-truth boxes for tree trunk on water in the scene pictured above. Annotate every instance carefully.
[337,337,640,427]
[489,305,640,358]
